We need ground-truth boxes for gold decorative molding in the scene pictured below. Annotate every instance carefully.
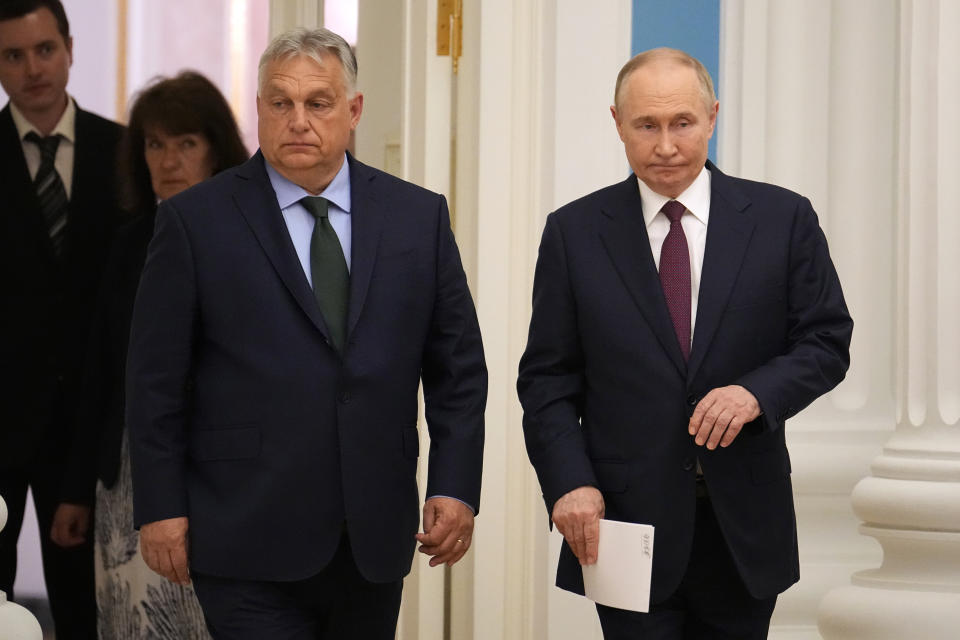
[437,0,463,73]
[115,0,128,121]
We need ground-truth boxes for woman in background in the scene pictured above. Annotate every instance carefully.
[53,71,248,638]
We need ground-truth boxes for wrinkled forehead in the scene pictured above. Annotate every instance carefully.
[259,52,348,95]
[619,61,711,113]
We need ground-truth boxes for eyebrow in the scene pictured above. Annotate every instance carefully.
[632,111,699,123]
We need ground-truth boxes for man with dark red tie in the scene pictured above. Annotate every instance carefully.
[518,48,852,638]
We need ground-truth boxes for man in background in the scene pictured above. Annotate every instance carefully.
[0,0,124,637]
[518,48,852,638]
[127,27,486,638]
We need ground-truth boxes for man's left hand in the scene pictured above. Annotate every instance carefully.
[50,503,91,548]
[416,497,474,567]
[689,385,761,449]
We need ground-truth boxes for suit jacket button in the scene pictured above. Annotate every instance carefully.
[682,458,695,471]
[686,394,698,407]
[338,391,351,404]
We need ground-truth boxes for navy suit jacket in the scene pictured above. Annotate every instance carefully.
[518,161,852,602]
[127,152,486,583]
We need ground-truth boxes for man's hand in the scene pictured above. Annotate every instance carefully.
[50,503,90,548]
[416,497,474,567]
[689,385,761,449]
[140,516,190,585]
[551,486,604,565]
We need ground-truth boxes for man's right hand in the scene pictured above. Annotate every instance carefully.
[551,486,605,565]
[140,516,190,585]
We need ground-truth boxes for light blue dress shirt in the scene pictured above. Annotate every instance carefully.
[265,154,352,285]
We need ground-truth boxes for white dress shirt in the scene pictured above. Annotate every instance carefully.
[10,97,76,199]
[637,166,712,347]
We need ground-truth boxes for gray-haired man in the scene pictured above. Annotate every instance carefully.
[127,28,486,638]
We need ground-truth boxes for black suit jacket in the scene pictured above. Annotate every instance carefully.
[0,102,123,480]
[518,162,852,602]
[62,210,156,506]
[127,152,486,583]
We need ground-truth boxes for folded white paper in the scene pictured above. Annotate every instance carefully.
[581,519,655,613]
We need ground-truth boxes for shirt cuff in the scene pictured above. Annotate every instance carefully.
[426,495,476,514]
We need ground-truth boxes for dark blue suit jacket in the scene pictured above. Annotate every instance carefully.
[518,161,852,602]
[127,152,486,583]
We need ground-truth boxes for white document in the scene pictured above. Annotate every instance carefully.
[581,519,655,613]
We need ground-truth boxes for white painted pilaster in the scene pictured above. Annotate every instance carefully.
[720,2,898,637]
[818,1,960,637]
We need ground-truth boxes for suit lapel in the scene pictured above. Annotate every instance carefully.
[0,106,51,254]
[231,152,330,338]
[598,176,687,377]
[0,106,33,194]
[67,106,110,261]
[687,163,755,380]
[344,155,384,339]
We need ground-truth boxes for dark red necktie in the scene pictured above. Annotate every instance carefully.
[658,200,691,360]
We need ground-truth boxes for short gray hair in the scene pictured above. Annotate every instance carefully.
[614,48,716,113]
[257,27,358,96]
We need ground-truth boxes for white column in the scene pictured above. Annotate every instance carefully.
[818,1,960,637]
[268,0,321,37]
[451,1,631,638]
[461,1,551,638]
[720,1,898,637]
[393,2,452,638]
[543,4,632,640]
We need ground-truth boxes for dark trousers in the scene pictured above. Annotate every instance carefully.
[192,531,403,640]
[597,489,778,639]
[0,467,97,640]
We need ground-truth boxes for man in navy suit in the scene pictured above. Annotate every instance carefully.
[0,1,122,637]
[518,48,852,638]
[126,28,486,639]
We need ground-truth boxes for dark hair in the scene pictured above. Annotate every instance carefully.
[119,71,249,213]
[0,0,70,41]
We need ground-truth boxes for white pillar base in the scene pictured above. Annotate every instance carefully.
[819,583,960,640]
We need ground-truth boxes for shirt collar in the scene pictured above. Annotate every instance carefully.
[264,153,352,214]
[10,95,76,143]
[637,165,711,228]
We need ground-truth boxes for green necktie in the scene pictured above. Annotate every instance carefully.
[301,196,349,352]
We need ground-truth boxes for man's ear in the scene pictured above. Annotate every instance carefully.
[611,105,625,141]
[349,92,364,130]
[707,100,719,136]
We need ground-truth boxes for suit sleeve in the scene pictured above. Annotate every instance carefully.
[59,265,113,506]
[125,201,198,527]
[517,214,597,517]
[736,197,853,428]
[420,196,487,514]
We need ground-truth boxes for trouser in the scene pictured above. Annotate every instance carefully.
[0,463,97,640]
[596,485,778,639]
[192,530,403,640]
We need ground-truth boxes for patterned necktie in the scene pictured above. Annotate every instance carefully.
[659,200,691,360]
[301,196,349,352]
[25,131,69,256]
